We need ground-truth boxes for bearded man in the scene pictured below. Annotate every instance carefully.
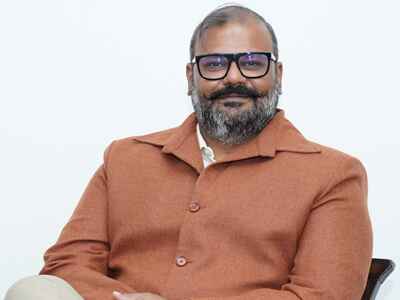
[6,4,372,300]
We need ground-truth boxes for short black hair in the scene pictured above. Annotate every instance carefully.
[190,4,279,62]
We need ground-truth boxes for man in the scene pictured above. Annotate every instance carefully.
[6,4,372,300]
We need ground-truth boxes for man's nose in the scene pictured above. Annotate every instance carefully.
[223,61,246,84]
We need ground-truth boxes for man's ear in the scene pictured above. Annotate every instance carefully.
[186,63,194,95]
[275,62,283,94]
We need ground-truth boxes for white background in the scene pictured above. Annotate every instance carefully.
[1,0,399,298]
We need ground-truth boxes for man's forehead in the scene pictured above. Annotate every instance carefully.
[196,20,273,55]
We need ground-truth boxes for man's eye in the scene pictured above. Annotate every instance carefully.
[206,61,225,68]
[242,60,262,67]
[200,56,227,70]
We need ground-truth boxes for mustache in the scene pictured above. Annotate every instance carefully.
[206,85,262,101]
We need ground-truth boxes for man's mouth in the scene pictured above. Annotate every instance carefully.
[218,93,249,99]
[217,95,252,107]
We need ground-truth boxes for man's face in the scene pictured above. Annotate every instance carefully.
[186,20,283,145]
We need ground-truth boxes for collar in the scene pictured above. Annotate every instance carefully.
[132,109,321,174]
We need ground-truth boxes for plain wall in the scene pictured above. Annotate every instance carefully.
[1,0,399,298]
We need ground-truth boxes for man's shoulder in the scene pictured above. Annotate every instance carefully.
[275,113,365,173]
[309,140,363,165]
[114,126,179,149]
[301,139,367,182]
[102,126,179,163]
[271,111,364,171]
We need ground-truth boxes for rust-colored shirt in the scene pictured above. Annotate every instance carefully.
[40,109,373,300]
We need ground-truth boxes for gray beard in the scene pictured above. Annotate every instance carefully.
[191,82,280,145]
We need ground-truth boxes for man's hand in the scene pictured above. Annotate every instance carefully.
[112,291,167,300]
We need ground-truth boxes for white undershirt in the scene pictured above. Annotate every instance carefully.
[196,124,216,168]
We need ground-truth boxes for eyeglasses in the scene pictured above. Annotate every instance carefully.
[193,52,277,81]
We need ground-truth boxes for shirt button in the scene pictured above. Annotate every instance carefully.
[189,202,200,212]
[176,256,187,267]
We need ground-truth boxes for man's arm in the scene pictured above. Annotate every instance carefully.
[190,155,373,300]
[40,142,136,300]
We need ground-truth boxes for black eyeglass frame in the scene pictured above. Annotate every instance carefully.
[192,51,277,81]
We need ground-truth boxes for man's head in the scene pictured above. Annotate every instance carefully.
[186,5,283,145]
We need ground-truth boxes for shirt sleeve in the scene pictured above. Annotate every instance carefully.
[39,141,135,300]
[190,155,373,300]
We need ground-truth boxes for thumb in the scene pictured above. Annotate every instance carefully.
[112,291,127,300]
